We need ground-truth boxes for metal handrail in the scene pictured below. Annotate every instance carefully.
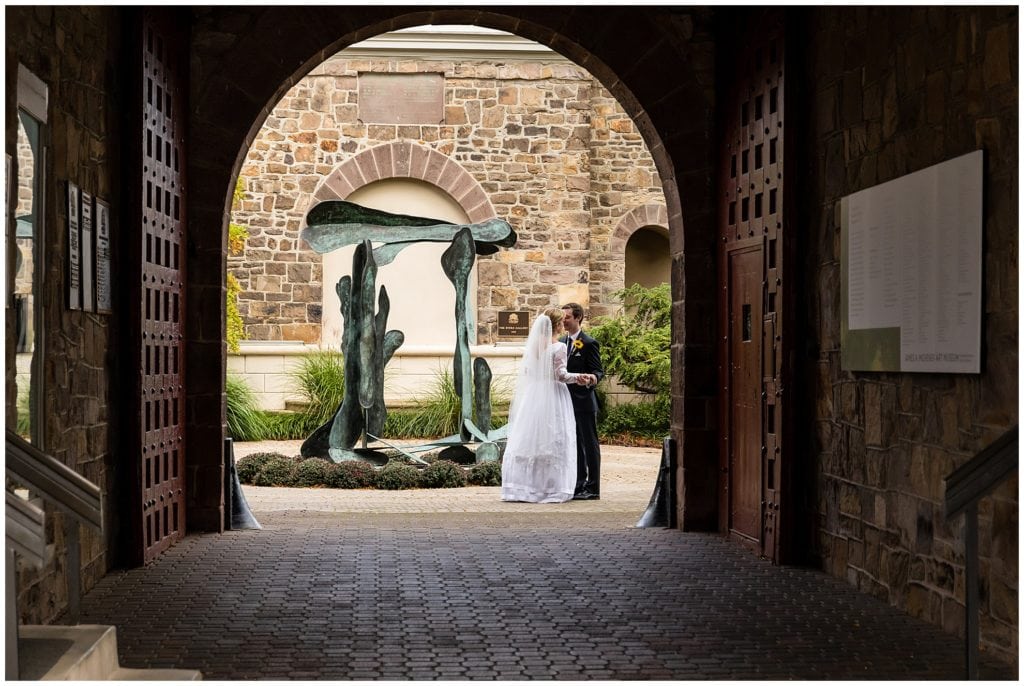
[943,425,1018,680]
[5,427,104,680]
[5,491,47,568]
[5,430,102,530]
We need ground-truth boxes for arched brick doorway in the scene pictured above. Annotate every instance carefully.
[187,7,717,532]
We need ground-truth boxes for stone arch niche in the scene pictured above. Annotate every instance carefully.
[313,143,497,349]
[608,203,671,292]
[188,7,717,532]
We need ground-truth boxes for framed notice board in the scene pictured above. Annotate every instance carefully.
[841,150,983,373]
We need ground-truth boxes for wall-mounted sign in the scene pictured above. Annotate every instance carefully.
[358,72,444,125]
[95,199,112,314]
[497,310,530,338]
[66,181,80,310]
[841,150,983,373]
[80,190,94,312]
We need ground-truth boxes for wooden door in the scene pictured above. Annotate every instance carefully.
[718,9,793,562]
[727,248,763,544]
[127,8,188,564]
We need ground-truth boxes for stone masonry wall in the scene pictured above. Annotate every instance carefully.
[803,6,1018,665]
[230,52,666,343]
[6,6,123,624]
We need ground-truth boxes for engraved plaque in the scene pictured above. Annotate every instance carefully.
[67,182,80,310]
[358,73,444,125]
[81,190,94,312]
[95,199,112,313]
[498,310,531,338]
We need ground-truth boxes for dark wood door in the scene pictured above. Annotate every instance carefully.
[727,248,763,543]
[127,8,188,565]
[717,9,793,562]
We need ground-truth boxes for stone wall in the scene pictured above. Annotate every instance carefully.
[5,6,122,624]
[802,6,1018,665]
[229,51,666,344]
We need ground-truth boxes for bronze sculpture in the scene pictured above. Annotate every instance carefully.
[299,201,515,464]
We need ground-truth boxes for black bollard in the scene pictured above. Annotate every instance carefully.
[224,437,262,530]
[635,436,677,528]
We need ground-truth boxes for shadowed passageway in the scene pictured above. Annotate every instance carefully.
[76,445,1014,680]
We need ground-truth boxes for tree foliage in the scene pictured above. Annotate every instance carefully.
[588,283,671,395]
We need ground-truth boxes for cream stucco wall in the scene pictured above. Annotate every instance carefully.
[320,179,476,350]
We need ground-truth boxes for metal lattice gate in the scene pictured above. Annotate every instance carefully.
[128,9,188,564]
[717,11,793,563]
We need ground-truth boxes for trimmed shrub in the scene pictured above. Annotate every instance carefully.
[294,458,334,487]
[327,460,379,489]
[252,456,298,487]
[467,461,502,487]
[375,462,422,490]
[236,451,287,483]
[420,460,468,489]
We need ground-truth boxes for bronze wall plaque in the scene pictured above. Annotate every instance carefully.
[498,310,531,338]
[358,73,444,125]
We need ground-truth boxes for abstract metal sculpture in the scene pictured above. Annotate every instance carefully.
[299,200,516,464]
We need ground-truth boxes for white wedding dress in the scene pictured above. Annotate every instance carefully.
[501,317,580,503]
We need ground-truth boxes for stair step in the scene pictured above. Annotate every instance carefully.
[17,624,201,680]
[112,667,203,680]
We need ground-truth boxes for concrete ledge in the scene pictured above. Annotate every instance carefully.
[18,624,202,681]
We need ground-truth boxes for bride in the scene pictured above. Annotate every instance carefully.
[501,308,593,503]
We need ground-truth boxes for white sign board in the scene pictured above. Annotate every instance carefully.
[95,199,112,313]
[841,150,983,373]
[81,190,94,312]
[67,182,81,310]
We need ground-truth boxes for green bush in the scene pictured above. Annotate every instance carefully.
[588,283,671,396]
[235,451,286,483]
[326,460,379,489]
[294,457,334,487]
[598,395,670,439]
[226,375,267,442]
[252,456,298,487]
[420,460,468,489]
[293,350,346,430]
[258,411,308,440]
[16,387,31,440]
[384,369,510,439]
[375,462,422,490]
[467,461,502,486]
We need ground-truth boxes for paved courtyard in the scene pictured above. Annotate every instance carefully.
[76,441,1015,680]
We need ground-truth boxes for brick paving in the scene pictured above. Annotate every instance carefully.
[77,442,1016,680]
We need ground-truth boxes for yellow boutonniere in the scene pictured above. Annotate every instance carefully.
[572,339,584,351]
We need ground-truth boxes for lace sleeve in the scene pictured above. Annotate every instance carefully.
[552,345,579,384]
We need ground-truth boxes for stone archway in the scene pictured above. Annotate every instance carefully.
[311,141,497,222]
[609,204,670,255]
[187,7,717,532]
[608,203,670,291]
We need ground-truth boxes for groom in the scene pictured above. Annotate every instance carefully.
[560,303,604,500]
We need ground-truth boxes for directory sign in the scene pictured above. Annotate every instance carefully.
[841,150,982,373]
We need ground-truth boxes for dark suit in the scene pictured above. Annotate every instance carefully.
[560,331,604,495]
